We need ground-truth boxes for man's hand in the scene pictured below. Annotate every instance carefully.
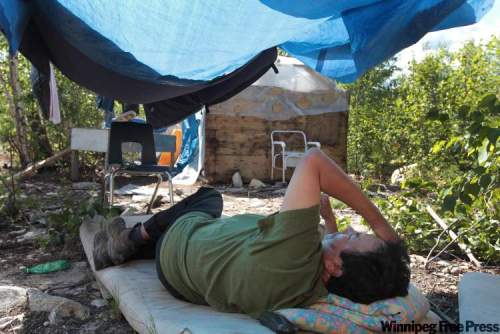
[320,194,338,234]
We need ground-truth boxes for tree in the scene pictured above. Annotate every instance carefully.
[0,34,102,168]
[341,58,402,177]
[0,53,31,167]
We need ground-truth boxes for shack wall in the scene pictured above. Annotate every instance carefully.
[205,112,348,183]
[204,57,349,183]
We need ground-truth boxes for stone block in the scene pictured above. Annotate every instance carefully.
[459,272,500,332]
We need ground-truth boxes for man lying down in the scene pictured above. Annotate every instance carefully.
[93,148,410,320]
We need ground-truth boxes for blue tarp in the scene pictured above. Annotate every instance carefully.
[174,115,199,175]
[173,114,200,175]
[0,0,492,84]
[0,1,493,126]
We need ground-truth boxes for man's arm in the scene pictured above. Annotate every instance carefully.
[281,149,398,242]
[320,194,338,234]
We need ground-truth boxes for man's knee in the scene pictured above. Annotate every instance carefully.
[303,147,323,166]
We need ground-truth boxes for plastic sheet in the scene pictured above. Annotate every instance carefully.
[1,0,493,83]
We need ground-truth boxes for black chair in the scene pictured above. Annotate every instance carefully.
[104,122,175,213]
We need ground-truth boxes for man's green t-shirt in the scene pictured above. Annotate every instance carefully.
[159,205,327,317]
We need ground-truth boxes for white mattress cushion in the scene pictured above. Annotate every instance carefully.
[80,215,272,334]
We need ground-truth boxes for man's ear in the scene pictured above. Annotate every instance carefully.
[331,262,343,277]
[325,257,343,278]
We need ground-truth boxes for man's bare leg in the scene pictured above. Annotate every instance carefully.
[281,148,398,241]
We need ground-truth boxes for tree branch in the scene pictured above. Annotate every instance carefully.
[425,205,481,268]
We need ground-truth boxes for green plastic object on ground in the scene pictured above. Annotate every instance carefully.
[24,260,70,274]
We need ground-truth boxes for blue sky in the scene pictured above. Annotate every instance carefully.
[396,0,499,67]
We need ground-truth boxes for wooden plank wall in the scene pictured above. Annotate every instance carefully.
[204,112,348,183]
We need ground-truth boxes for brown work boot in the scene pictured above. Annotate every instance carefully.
[93,230,113,270]
[105,217,137,265]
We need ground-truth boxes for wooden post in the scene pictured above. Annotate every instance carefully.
[71,150,80,181]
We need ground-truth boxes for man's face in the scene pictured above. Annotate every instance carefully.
[321,226,384,279]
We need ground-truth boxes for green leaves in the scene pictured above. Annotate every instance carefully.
[478,93,498,112]
[477,138,489,164]
[431,140,446,154]
[487,127,500,144]
[442,194,457,212]
[479,173,492,189]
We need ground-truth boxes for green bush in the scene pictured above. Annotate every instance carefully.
[347,37,499,264]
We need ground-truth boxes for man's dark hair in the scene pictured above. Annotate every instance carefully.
[326,240,410,304]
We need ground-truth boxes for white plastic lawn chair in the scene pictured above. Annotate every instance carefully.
[271,130,320,183]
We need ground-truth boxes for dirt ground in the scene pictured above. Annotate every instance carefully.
[0,171,498,333]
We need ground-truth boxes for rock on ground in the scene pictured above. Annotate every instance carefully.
[390,163,418,185]
[1,285,91,329]
[0,314,24,332]
[0,285,27,314]
[90,298,107,308]
[28,288,90,321]
[16,228,47,243]
[232,172,243,188]
[249,178,267,189]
